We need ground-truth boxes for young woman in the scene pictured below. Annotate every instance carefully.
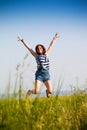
[17,33,59,97]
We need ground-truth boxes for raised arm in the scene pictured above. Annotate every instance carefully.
[46,33,60,56]
[17,36,37,58]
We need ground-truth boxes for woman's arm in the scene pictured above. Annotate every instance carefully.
[17,36,37,58]
[46,33,60,56]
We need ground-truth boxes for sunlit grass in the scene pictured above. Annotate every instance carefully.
[0,91,87,130]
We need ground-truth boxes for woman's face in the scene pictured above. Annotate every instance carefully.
[37,45,43,54]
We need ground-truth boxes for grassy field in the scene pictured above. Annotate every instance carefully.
[0,91,87,130]
[0,57,87,130]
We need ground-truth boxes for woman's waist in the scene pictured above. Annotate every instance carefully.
[37,65,49,70]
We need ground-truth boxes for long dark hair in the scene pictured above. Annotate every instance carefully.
[35,44,46,55]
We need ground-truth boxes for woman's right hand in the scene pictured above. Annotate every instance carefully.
[54,33,60,39]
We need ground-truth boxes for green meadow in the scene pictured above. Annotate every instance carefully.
[0,91,87,130]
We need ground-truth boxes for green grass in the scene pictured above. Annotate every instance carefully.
[0,92,87,130]
[1,55,87,130]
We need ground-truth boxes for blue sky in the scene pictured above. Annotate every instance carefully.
[0,0,87,94]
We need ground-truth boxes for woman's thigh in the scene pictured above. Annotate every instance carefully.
[35,80,41,93]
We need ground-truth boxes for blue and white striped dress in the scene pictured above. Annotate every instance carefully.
[36,54,49,70]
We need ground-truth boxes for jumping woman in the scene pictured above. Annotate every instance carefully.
[17,33,59,97]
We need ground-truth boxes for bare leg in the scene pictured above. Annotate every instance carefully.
[34,80,41,94]
[44,80,53,97]
[26,80,41,96]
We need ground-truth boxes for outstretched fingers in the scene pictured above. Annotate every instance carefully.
[55,33,60,39]
[17,36,22,41]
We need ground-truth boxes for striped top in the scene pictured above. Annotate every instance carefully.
[36,54,49,70]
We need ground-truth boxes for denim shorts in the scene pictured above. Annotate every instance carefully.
[35,69,50,82]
